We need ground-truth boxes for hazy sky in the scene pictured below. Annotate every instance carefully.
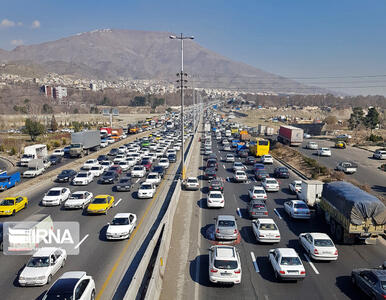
[1,0,386,95]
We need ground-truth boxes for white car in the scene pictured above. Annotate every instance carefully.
[234,170,247,182]
[158,158,170,169]
[113,155,126,164]
[306,141,318,150]
[131,165,146,178]
[289,180,302,194]
[183,177,199,190]
[208,245,241,284]
[299,232,338,261]
[207,191,225,208]
[64,191,93,209]
[146,172,161,185]
[23,166,45,178]
[261,178,280,192]
[118,146,127,154]
[106,213,137,240]
[336,134,352,140]
[317,147,332,157]
[89,165,104,177]
[118,161,130,171]
[107,137,115,144]
[82,159,99,170]
[261,155,273,164]
[248,186,268,200]
[100,140,108,148]
[252,218,280,243]
[268,248,306,281]
[373,149,386,160]
[42,187,71,206]
[42,271,95,300]
[19,247,67,286]
[226,154,235,162]
[125,157,137,167]
[72,171,94,185]
[284,200,311,219]
[137,182,156,199]
[233,162,246,172]
[52,149,65,157]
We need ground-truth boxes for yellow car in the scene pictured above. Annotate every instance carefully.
[87,195,114,215]
[0,196,28,216]
[335,141,346,149]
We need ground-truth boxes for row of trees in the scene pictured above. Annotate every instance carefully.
[348,107,380,133]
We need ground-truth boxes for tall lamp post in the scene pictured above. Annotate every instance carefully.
[169,33,194,180]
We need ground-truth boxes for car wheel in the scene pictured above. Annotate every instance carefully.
[47,275,52,284]
[24,203,27,209]
[274,270,280,282]
[12,210,16,216]
[350,275,356,286]
[90,289,95,300]
[61,259,66,268]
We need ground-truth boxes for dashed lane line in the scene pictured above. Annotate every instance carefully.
[304,253,320,275]
[250,251,259,272]
[274,208,282,219]
[114,198,122,207]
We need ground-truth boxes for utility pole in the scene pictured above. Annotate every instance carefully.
[169,33,194,180]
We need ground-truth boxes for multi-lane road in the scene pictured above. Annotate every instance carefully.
[180,132,386,300]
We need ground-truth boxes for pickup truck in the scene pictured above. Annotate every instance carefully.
[0,172,21,191]
[335,161,357,174]
[22,159,45,178]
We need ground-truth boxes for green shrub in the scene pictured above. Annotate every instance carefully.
[0,145,4,152]
[53,141,61,148]
[47,144,52,151]
[367,134,383,142]
[9,147,16,156]
[62,138,67,146]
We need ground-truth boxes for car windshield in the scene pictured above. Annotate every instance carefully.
[266,180,277,184]
[254,189,264,194]
[280,256,301,266]
[93,197,107,204]
[236,171,244,175]
[314,239,334,247]
[101,162,110,166]
[61,170,72,175]
[234,163,242,166]
[278,168,287,172]
[294,203,308,209]
[210,193,222,198]
[187,179,197,183]
[260,223,277,230]
[0,199,14,206]
[0,178,10,182]
[119,179,130,184]
[112,217,130,225]
[141,184,152,189]
[133,167,143,171]
[148,175,157,179]
[218,220,235,227]
[47,190,61,196]
[44,292,73,300]
[214,260,238,270]
[27,256,50,267]
[91,166,100,170]
[104,172,114,177]
[77,173,88,178]
[70,193,85,199]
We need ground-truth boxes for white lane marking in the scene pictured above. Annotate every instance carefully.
[264,295,269,300]
[135,178,140,183]
[237,207,241,217]
[274,208,282,219]
[252,177,257,182]
[114,198,122,207]
[250,251,259,272]
[304,253,320,274]
[74,234,89,249]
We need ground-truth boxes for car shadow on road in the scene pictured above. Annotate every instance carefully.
[372,185,386,194]
[238,194,249,204]
[197,175,205,181]
[273,198,289,206]
[335,276,364,300]
[240,226,256,245]
[200,186,209,194]
[281,187,295,196]
[197,198,209,209]
[201,224,215,241]
[239,208,250,220]
[98,224,109,242]
[189,254,212,287]
[255,255,278,283]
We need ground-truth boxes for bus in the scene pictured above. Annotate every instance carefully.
[249,138,270,157]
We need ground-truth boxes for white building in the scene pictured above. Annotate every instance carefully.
[53,86,68,99]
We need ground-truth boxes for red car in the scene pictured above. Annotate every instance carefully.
[109,165,122,175]
[141,159,152,171]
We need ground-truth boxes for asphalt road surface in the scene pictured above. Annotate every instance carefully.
[297,139,386,198]
[190,135,386,300]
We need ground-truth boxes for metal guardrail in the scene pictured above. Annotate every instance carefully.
[271,153,310,180]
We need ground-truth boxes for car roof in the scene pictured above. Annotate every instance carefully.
[95,194,110,198]
[214,246,236,260]
[256,218,276,224]
[113,213,133,218]
[293,180,302,184]
[275,248,298,257]
[252,186,265,190]
[308,232,331,239]
[59,271,86,279]
[209,191,222,194]
[49,187,65,191]
[218,215,236,221]
[291,200,307,204]
[72,191,88,194]
[33,247,59,256]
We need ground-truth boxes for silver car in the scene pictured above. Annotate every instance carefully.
[215,215,238,240]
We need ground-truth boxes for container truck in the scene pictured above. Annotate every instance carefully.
[111,128,123,141]
[318,181,386,244]
[20,144,48,166]
[100,127,113,139]
[296,180,323,207]
[0,171,21,191]
[277,125,304,146]
[69,131,101,158]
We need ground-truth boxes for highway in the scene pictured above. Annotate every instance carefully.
[297,139,386,197]
[187,133,386,300]
[0,130,193,300]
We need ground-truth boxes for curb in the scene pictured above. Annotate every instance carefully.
[0,155,16,168]
[353,145,376,153]
[271,154,310,180]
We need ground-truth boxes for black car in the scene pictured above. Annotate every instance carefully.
[274,167,290,178]
[56,169,77,182]
[204,167,217,180]
[49,155,62,165]
[152,166,165,178]
[209,179,224,191]
[97,154,109,162]
[351,267,386,299]
[238,150,249,158]
[98,171,119,184]
[168,154,177,163]
[245,156,256,165]
[108,148,119,156]
[114,177,132,191]
[206,159,218,170]
[254,169,270,181]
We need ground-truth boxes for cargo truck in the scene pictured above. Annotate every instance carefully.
[296,180,323,207]
[100,127,113,139]
[318,181,386,244]
[0,171,21,191]
[111,128,123,141]
[277,125,304,146]
[20,144,48,166]
[69,131,101,158]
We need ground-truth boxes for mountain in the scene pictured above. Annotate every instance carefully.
[0,29,325,94]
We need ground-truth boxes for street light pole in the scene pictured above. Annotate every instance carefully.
[169,33,194,180]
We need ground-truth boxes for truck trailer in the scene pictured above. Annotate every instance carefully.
[20,144,47,166]
[69,131,101,158]
[318,181,386,244]
[277,125,304,146]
